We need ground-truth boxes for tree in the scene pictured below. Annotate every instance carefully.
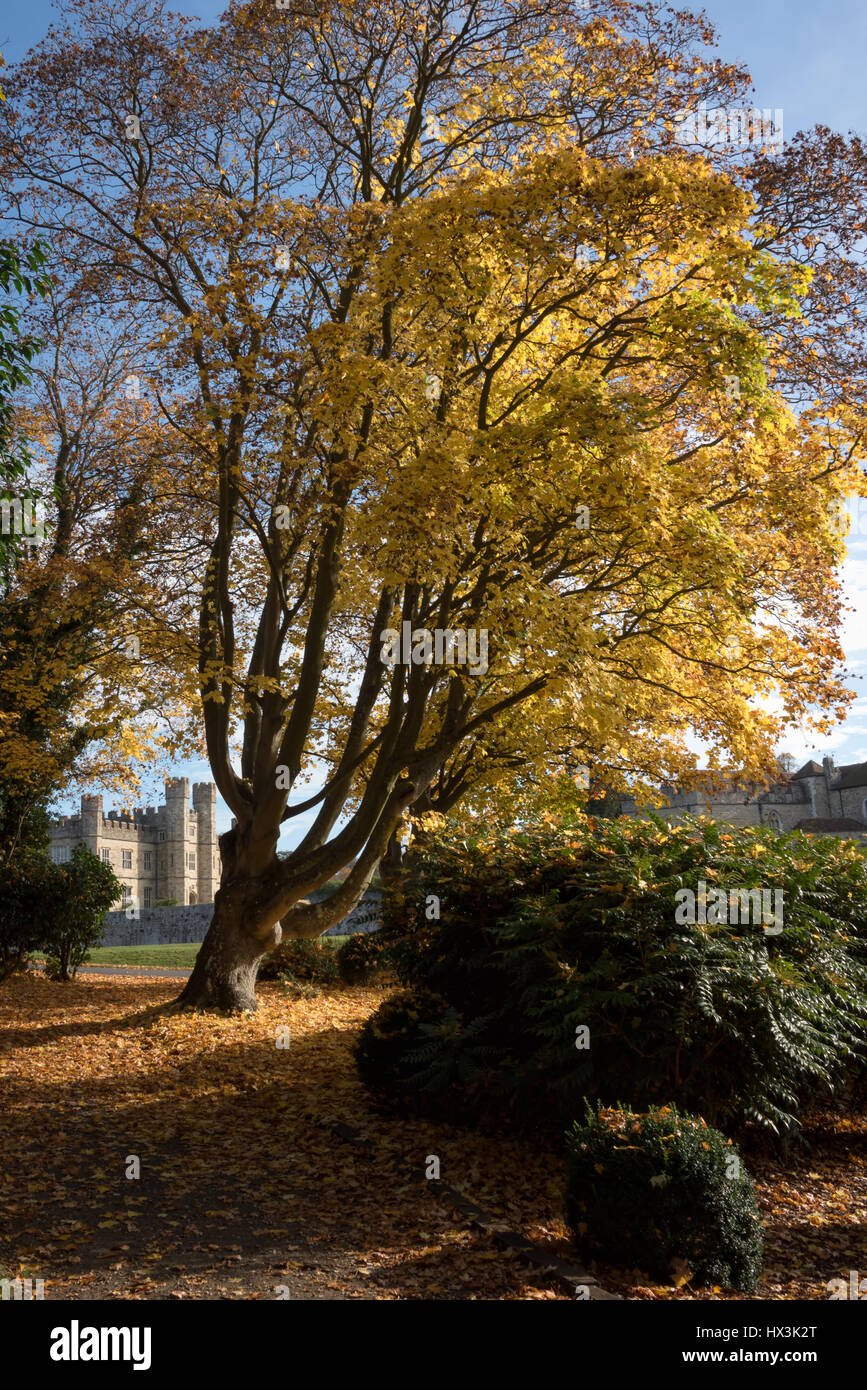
[0,803,53,980]
[2,0,866,1010]
[0,236,48,581]
[0,275,196,866]
[43,843,120,981]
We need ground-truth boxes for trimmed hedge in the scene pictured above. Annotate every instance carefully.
[565,1104,763,1290]
[369,813,867,1137]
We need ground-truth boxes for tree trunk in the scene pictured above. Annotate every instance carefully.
[175,883,280,1013]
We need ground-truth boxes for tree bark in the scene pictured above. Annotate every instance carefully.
[175,795,408,1011]
[175,883,281,1013]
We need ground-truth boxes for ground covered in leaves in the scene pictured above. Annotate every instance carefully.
[1,972,864,1300]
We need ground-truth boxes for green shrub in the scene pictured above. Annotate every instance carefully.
[0,855,53,981]
[355,988,453,1096]
[565,1104,763,1290]
[1,843,120,983]
[355,987,504,1118]
[337,931,385,984]
[373,814,867,1137]
[43,844,119,980]
[258,936,340,992]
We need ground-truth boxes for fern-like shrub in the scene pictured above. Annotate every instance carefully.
[355,988,453,1097]
[565,1105,763,1290]
[371,814,867,1138]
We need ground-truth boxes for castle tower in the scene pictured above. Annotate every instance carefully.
[80,794,103,854]
[193,782,218,904]
[163,777,192,904]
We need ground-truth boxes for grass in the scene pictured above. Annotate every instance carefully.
[81,935,351,969]
[85,944,202,967]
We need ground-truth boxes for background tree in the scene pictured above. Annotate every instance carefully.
[0,803,53,980]
[2,0,866,1011]
[0,236,48,581]
[0,274,197,866]
[0,836,120,983]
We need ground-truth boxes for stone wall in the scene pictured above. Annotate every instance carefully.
[99,888,383,947]
[100,903,214,947]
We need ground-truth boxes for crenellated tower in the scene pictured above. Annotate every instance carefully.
[80,793,103,847]
[49,778,219,906]
[162,777,193,904]
[193,782,218,904]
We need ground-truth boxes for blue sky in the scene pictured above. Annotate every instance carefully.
[3,1,865,837]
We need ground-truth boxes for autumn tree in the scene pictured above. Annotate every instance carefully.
[2,0,866,1010]
[0,237,48,581]
[0,273,195,864]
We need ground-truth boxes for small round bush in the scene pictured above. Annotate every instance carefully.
[355,988,451,1096]
[337,932,384,984]
[258,937,339,988]
[565,1104,763,1291]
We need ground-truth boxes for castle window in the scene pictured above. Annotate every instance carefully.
[121,885,132,903]
[101,848,111,863]
[50,845,71,864]
[144,851,152,870]
[122,850,132,869]
[159,831,166,841]
[862,798,867,823]
[143,887,152,909]
[187,853,196,870]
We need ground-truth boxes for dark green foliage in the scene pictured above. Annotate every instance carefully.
[0,853,54,980]
[355,988,454,1097]
[259,935,340,994]
[42,843,120,980]
[565,1104,763,1290]
[0,804,53,978]
[336,931,385,984]
[1,841,120,982]
[373,814,867,1138]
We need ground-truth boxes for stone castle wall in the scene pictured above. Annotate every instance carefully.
[621,757,867,841]
[99,888,383,947]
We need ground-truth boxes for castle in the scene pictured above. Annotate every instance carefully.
[620,756,867,844]
[48,778,219,909]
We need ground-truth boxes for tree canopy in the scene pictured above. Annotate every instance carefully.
[2,0,866,1007]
